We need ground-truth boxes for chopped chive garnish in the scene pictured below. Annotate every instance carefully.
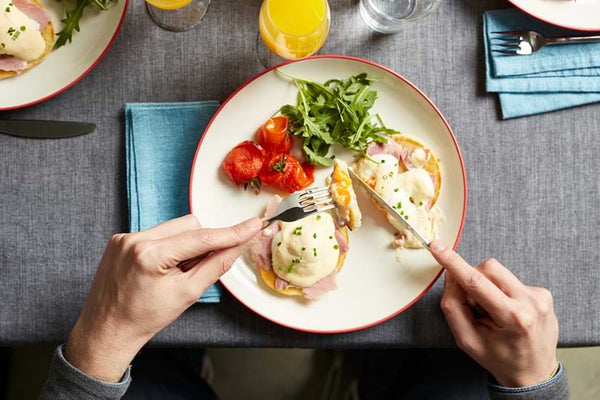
[313,248,317,257]
[333,244,339,250]
[329,235,333,240]
[419,201,423,206]
[316,215,321,220]
[404,215,409,220]
[301,247,306,251]
[277,242,281,246]
[394,188,399,192]
[313,233,317,239]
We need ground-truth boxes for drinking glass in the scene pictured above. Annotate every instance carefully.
[146,0,211,32]
[360,0,443,34]
[257,0,331,68]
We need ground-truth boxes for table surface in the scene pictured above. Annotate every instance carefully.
[1,0,599,347]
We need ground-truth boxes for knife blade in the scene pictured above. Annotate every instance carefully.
[0,119,96,139]
[348,168,431,250]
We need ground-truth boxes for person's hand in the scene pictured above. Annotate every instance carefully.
[65,215,261,382]
[429,241,559,388]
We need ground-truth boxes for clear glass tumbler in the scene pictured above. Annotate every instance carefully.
[359,0,443,34]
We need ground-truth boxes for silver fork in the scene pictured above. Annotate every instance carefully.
[491,30,600,55]
[262,186,335,228]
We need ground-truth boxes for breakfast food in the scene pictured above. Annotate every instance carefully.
[0,0,54,79]
[222,116,314,193]
[354,134,444,249]
[328,159,362,231]
[247,166,362,300]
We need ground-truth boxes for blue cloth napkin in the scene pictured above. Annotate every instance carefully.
[126,101,221,303]
[484,8,600,119]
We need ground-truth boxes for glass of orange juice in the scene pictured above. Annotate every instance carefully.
[146,0,211,31]
[258,0,331,67]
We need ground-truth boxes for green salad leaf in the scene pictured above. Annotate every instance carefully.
[54,0,118,50]
[278,71,400,166]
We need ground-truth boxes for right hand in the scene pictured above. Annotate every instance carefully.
[429,241,559,388]
[65,215,261,382]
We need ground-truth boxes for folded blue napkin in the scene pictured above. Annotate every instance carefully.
[484,8,600,119]
[126,102,221,302]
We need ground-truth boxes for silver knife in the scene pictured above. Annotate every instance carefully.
[348,168,431,250]
[0,119,96,139]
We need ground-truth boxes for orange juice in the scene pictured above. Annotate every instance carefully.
[259,0,330,60]
[146,0,193,10]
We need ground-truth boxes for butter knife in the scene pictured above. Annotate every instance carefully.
[348,168,431,250]
[0,119,96,139]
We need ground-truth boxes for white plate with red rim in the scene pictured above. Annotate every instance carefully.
[189,55,467,333]
[508,0,600,31]
[0,0,128,111]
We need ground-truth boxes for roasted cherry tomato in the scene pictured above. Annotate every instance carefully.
[222,141,265,186]
[259,153,314,193]
[256,116,292,153]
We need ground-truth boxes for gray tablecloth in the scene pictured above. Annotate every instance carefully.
[1,0,599,347]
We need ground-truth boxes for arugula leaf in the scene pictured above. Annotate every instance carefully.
[54,0,117,50]
[278,71,401,166]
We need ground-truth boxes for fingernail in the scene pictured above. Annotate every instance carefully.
[430,241,447,252]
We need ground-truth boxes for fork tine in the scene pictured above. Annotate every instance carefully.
[300,196,333,208]
[298,188,330,201]
[491,44,521,51]
[298,186,329,196]
[300,191,330,202]
[314,204,336,213]
[303,201,335,213]
[490,37,522,44]
[491,50,518,55]
[492,30,526,35]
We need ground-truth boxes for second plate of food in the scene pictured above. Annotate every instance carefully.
[190,55,467,333]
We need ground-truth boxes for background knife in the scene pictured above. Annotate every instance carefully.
[0,119,96,139]
[348,168,431,250]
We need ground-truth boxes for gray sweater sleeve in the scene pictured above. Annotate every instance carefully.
[40,345,131,400]
[488,364,570,400]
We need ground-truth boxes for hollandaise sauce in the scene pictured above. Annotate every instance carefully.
[271,212,339,287]
[356,151,443,248]
[0,0,45,62]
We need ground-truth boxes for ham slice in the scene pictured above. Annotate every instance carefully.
[0,56,27,72]
[13,0,50,31]
[302,270,338,300]
[367,141,416,170]
[247,196,282,270]
[274,277,289,291]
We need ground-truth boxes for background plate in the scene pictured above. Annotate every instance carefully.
[508,0,600,31]
[190,56,467,333]
[0,0,128,110]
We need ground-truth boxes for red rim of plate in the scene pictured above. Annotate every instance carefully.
[189,55,468,334]
[0,0,129,111]
[508,0,600,31]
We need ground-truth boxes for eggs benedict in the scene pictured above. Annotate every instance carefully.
[248,167,362,300]
[0,0,53,79]
[355,135,444,249]
[328,159,362,231]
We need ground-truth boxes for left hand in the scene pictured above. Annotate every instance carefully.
[65,215,261,382]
